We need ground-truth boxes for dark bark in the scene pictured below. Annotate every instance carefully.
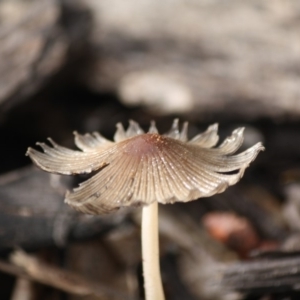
[0,167,127,250]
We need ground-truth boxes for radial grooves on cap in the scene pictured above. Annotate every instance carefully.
[111,153,137,205]
[28,120,264,214]
[26,140,121,175]
[67,138,263,212]
[161,146,192,199]
[162,144,220,200]
[67,142,152,213]
[67,148,131,212]
[140,155,151,201]
[149,154,157,201]
[188,142,262,173]
[74,131,112,152]
[217,128,244,154]
[163,147,209,197]
[155,151,171,201]
[27,147,96,175]
[189,124,219,148]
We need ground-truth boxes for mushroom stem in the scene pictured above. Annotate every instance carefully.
[142,201,165,300]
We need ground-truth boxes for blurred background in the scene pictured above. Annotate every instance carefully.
[0,0,300,299]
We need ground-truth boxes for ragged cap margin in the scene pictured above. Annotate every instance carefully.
[26,120,264,214]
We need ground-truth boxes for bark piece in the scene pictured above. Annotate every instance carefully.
[84,0,300,119]
[0,167,127,250]
[0,0,91,109]
[6,250,128,300]
[0,0,65,107]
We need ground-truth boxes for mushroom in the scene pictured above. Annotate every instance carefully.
[26,119,264,300]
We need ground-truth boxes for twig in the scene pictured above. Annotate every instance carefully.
[0,250,131,300]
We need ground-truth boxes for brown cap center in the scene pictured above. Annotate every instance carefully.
[123,133,167,156]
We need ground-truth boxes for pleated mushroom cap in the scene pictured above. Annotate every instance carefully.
[26,120,264,214]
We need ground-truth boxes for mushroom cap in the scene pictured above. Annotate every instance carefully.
[26,120,264,214]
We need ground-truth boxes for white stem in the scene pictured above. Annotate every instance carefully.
[142,201,165,300]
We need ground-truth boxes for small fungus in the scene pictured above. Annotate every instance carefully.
[27,119,264,300]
